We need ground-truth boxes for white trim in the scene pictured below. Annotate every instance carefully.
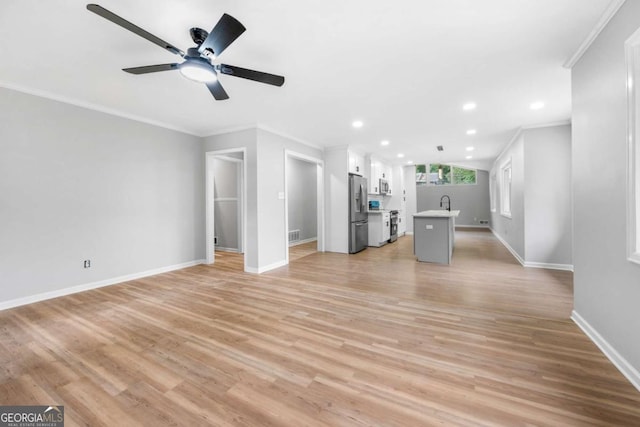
[259,125,324,151]
[500,159,513,218]
[405,231,414,236]
[491,228,525,266]
[0,260,205,312]
[245,259,288,274]
[522,120,572,130]
[493,121,572,169]
[563,0,627,69]
[625,28,640,266]
[523,261,574,272]
[0,81,199,136]
[205,148,248,272]
[203,124,258,138]
[572,310,640,392]
[284,149,326,266]
[455,225,490,229]
[491,228,574,271]
[214,247,240,253]
[494,129,522,169]
[289,237,318,247]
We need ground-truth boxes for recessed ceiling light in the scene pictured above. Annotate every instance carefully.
[463,102,476,111]
[530,101,545,110]
[466,129,477,135]
[466,155,473,159]
[381,140,390,146]
[466,146,475,151]
[407,160,414,164]
[397,153,405,158]
[352,120,364,128]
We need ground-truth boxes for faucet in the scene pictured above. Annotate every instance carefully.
[440,195,451,211]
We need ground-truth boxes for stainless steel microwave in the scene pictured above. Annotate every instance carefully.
[379,179,390,195]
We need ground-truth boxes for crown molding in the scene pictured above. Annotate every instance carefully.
[256,124,324,151]
[563,0,627,69]
[0,80,199,137]
[203,124,258,138]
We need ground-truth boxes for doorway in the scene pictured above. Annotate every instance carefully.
[284,150,324,264]
[205,149,246,270]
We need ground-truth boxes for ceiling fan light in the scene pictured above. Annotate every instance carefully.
[179,60,217,83]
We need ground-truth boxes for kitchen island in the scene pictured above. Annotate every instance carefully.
[413,210,460,264]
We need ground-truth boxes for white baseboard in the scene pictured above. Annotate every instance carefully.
[524,261,574,272]
[289,237,317,247]
[215,246,240,253]
[405,231,414,236]
[490,228,525,266]
[490,228,574,272]
[456,225,490,229]
[0,259,206,312]
[572,310,640,392]
[245,259,288,274]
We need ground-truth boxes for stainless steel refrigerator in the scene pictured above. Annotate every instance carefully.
[349,173,368,253]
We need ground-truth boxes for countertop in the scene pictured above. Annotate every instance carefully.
[413,210,460,218]
[367,210,389,214]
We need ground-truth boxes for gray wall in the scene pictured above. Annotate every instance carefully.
[0,87,204,304]
[256,129,322,268]
[213,157,240,251]
[491,133,526,260]
[202,129,258,268]
[572,0,640,375]
[524,125,572,265]
[287,157,317,241]
[417,170,490,227]
[203,128,322,270]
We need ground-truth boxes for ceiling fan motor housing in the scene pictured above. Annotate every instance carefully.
[190,27,209,46]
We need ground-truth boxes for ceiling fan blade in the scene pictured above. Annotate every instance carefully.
[123,63,179,74]
[198,13,246,58]
[87,4,184,57]
[206,80,229,100]
[218,64,285,87]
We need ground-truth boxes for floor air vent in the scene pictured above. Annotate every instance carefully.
[288,229,300,243]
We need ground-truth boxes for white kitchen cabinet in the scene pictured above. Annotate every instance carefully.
[348,150,365,175]
[368,211,390,247]
[366,156,393,195]
[369,159,381,194]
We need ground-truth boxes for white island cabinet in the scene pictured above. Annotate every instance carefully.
[413,210,460,264]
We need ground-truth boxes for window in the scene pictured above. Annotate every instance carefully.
[625,28,640,265]
[416,164,476,186]
[500,161,512,218]
[490,172,497,212]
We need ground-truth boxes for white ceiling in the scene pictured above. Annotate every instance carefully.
[0,0,611,170]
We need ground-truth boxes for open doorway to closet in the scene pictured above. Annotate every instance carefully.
[285,150,324,264]
[205,149,246,271]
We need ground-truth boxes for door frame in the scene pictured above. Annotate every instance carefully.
[284,149,325,265]
[205,148,247,270]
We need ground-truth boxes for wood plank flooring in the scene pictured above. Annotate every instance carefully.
[1,230,640,426]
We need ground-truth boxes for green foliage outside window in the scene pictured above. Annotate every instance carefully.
[452,166,477,184]
[415,163,476,186]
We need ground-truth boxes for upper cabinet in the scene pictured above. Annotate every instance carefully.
[348,150,365,175]
[366,155,392,195]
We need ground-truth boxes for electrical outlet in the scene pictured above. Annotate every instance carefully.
[83,260,91,268]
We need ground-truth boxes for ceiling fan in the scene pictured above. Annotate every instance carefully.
[86,4,285,100]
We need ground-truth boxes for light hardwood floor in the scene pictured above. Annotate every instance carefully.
[1,230,640,426]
